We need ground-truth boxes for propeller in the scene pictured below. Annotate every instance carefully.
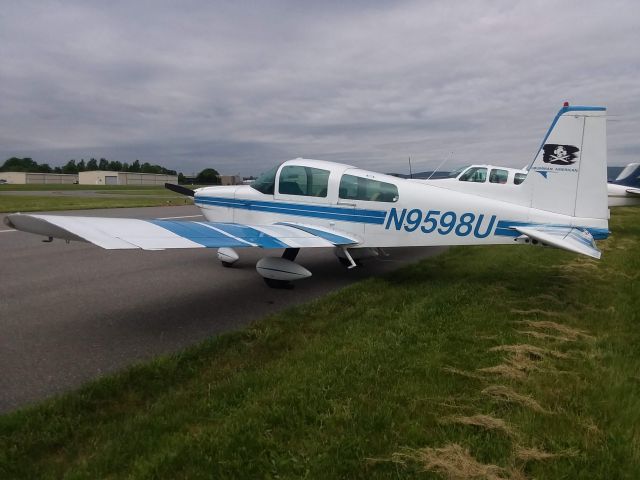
[165,183,195,197]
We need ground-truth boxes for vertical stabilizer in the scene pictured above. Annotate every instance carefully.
[527,105,607,220]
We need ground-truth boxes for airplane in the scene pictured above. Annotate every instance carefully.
[4,103,610,288]
[422,161,640,208]
[607,162,640,207]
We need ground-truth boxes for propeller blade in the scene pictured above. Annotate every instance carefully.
[165,183,195,197]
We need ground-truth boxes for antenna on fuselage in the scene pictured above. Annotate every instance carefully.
[408,157,413,179]
[427,151,453,179]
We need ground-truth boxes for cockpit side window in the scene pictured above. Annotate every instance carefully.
[251,164,279,194]
[489,168,508,184]
[339,174,399,202]
[514,172,527,185]
[278,165,330,197]
[458,167,487,183]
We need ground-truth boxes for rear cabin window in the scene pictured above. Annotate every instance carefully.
[514,173,527,185]
[278,165,329,197]
[459,167,487,183]
[339,174,399,202]
[489,168,509,184]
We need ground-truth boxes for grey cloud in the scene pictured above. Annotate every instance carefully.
[1,0,639,176]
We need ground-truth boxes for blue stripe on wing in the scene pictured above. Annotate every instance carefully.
[150,220,289,249]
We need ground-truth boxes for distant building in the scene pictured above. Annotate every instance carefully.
[219,175,242,186]
[0,172,78,184]
[79,171,178,186]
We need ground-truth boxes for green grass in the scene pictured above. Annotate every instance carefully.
[0,195,192,212]
[1,209,638,479]
[0,184,172,191]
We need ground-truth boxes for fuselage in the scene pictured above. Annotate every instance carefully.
[192,158,609,249]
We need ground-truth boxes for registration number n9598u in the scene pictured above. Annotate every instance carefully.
[384,208,497,238]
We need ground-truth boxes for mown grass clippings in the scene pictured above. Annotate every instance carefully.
[441,414,516,437]
[392,443,510,480]
[515,320,594,341]
[515,446,578,462]
[481,386,548,413]
[489,344,570,360]
[443,366,487,380]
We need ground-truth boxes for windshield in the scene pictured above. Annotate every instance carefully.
[251,164,280,194]
[445,166,469,179]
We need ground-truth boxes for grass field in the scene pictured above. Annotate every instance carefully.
[0,194,192,212]
[0,184,173,191]
[1,209,638,479]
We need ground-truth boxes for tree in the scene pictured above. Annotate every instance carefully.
[98,158,109,170]
[178,172,186,184]
[196,168,221,185]
[140,162,154,173]
[108,160,122,171]
[129,160,140,172]
[77,159,86,172]
[62,159,78,174]
[87,158,98,170]
[1,157,38,172]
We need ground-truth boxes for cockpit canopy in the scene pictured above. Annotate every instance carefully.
[251,160,399,202]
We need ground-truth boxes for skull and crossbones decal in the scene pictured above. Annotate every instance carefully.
[542,144,579,165]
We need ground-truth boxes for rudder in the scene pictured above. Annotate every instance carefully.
[526,104,608,220]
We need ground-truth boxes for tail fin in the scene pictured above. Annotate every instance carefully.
[527,104,608,220]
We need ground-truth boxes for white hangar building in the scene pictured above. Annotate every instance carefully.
[0,172,78,184]
[79,171,178,186]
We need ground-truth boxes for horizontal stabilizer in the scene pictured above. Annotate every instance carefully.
[4,214,360,251]
[514,225,601,259]
[626,188,640,196]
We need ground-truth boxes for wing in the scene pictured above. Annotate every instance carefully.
[4,214,359,250]
[514,225,601,259]
[626,187,640,196]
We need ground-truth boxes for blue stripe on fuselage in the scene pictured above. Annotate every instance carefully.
[195,196,387,224]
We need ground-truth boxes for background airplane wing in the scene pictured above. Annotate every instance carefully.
[626,187,640,196]
[514,225,601,259]
[4,214,359,250]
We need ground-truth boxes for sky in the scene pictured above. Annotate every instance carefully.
[1,0,639,176]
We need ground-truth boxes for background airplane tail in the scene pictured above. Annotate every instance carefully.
[526,104,608,220]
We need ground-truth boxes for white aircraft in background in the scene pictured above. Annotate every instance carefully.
[5,104,610,288]
[422,142,639,208]
[607,163,640,206]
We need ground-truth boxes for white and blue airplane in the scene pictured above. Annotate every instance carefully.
[607,162,640,207]
[5,104,609,288]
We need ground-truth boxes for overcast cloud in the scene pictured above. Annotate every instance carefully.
[1,0,639,175]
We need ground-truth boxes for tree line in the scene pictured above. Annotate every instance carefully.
[1,157,222,184]
[0,157,177,175]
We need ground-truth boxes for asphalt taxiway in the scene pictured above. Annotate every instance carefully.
[0,205,444,413]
